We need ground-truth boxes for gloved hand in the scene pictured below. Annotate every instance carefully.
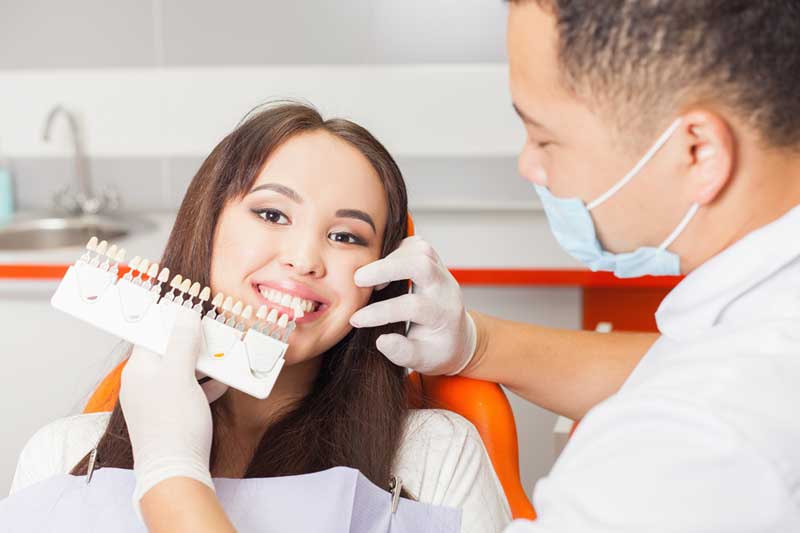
[349,236,477,375]
[120,307,228,517]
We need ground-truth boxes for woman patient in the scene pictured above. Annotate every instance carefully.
[10,102,512,532]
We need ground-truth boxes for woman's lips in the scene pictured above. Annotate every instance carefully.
[251,283,328,324]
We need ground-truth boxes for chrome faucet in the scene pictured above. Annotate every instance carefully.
[42,105,118,215]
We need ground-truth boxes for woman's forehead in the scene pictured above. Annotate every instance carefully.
[252,131,388,223]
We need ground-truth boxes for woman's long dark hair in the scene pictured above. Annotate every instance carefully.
[71,102,410,491]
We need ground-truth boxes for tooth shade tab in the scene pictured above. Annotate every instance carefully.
[222,296,233,311]
[86,236,98,251]
[96,240,108,256]
[267,309,278,323]
[241,305,253,320]
[232,301,244,315]
[199,287,211,302]
[106,244,118,259]
[129,256,141,270]
[277,314,289,328]
[256,305,268,320]
[158,268,170,283]
[189,282,201,297]
[179,279,191,293]
[115,248,126,263]
[147,263,159,278]
[170,274,183,289]
[137,259,150,275]
[212,293,224,308]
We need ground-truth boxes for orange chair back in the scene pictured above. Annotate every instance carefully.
[408,373,536,520]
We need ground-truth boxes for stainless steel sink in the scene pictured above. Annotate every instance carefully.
[0,213,152,251]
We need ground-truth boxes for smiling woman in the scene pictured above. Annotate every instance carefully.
[10,102,512,533]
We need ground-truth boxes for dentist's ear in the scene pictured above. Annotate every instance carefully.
[682,110,735,205]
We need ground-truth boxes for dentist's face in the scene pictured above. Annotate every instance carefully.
[507,2,693,255]
[209,130,387,365]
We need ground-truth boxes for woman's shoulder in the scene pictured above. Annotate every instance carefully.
[9,412,111,495]
[401,408,482,447]
[395,409,512,532]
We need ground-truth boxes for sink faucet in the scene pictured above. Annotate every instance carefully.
[42,105,118,216]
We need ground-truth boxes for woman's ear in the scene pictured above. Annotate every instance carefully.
[681,110,735,205]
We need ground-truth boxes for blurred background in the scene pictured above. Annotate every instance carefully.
[0,0,594,498]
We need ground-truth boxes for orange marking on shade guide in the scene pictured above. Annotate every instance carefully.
[213,353,225,358]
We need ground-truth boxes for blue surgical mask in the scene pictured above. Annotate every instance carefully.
[533,119,699,278]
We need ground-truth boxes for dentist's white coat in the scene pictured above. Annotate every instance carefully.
[509,205,800,532]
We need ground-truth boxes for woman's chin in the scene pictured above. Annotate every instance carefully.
[281,346,322,367]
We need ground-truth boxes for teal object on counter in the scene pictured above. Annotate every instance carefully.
[0,168,14,220]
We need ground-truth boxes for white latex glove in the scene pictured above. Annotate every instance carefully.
[120,307,228,517]
[349,236,477,375]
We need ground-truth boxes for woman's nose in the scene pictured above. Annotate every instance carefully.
[280,242,325,278]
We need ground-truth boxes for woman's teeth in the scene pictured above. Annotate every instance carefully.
[258,286,319,313]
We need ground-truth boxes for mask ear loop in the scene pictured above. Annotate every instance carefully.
[658,202,700,251]
[587,118,684,211]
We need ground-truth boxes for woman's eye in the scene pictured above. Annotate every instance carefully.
[253,208,289,225]
[329,232,365,246]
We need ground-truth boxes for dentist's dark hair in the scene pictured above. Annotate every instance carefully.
[512,0,800,151]
[71,101,411,492]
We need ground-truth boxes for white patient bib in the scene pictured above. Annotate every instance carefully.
[0,466,461,533]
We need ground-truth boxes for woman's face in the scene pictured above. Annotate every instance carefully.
[209,130,387,365]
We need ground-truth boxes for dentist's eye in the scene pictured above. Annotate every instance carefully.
[253,208,289,225]
[329,232,365,246]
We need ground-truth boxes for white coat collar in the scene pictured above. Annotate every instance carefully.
[656,203,800,341]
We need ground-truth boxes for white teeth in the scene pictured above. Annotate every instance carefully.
[258,286,319,313]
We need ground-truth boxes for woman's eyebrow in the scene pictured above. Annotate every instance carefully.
[336,209,376,233]
[249,183,303,203]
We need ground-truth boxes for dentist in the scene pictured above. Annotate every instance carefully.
[351,1,800,530]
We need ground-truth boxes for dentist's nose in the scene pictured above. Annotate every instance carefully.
[517,142,548,186]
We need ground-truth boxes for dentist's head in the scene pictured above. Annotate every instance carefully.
[507,0,800,276]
